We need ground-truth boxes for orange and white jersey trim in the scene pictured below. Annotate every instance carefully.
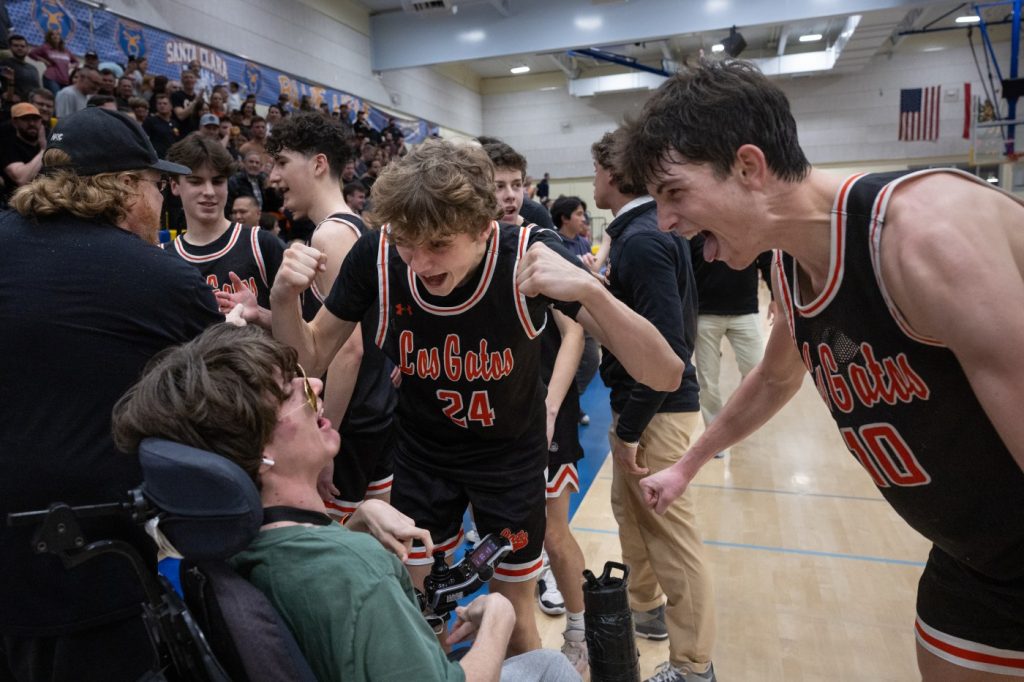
[916,616,1024,677]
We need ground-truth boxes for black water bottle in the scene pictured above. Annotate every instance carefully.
[583,561,640,682]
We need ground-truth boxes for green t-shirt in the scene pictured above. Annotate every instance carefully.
[229,523,465,682]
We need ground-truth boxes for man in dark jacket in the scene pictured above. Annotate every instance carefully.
[0,108,222,681]
[592,130,717,682]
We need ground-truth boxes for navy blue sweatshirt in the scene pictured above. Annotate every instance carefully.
[599,199,700,442]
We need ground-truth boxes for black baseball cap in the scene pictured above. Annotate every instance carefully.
[46,108,190,176]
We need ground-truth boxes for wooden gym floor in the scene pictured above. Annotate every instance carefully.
[537,309,930,681]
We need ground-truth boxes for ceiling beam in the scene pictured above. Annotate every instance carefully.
[369,0,954,71]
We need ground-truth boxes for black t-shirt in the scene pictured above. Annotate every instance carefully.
[0,211,222,635]
[324,224,580,483]
[169,89,200,135]
[0,57,42,100]
[142,114,181,159]
[0,126,40,206]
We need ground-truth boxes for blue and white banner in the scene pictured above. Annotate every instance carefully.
[8,0,438,142]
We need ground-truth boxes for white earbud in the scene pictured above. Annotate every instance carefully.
[261,457,276,467]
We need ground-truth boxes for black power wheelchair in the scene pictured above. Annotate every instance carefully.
[7,438,514,681]
[8,439,316,682]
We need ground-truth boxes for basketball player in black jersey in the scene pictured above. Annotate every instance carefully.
[622,60,1024,681]
[162,135,285,309]
[221,112,398,520]
[270,139,684,657]
[484,139,589,673]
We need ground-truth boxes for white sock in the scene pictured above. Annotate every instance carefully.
[566,610,585,632]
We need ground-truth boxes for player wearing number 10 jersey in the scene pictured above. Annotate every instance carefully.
[270,139,684,656]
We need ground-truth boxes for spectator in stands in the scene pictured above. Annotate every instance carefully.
[341,160,357,184]
[0,103,45,207]
[199,112,221,140]
[1,35,42,102]
[227,81,243,112]
[266,104,283,133]
[81,50,99,71]
[360,157,381,191]
[238,99,256,133]
[228,149,268,216]
[352,109,372,139]
[230,193,261,227]
[129,96,149,124]
[382,116,403,141]
[259,212,280,235]
[28,88,55,133]
[115,76,135,112]
[342,180,367,214]
[142,92,180,158]
[276,92,291,115]
[29,30,77,95]
[87,94,118,111]
[240,116,268,158]
[209,89,227,119]
[97,68,117,96]
[355,140,376,176]
[55,66,99,118]
[147,74,168,111]
[171,69,204,135]
[111,324,581,682]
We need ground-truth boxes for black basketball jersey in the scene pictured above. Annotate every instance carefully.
[302,212,396,436]
[162,223,284,309]
[301,212,365,322]
[775,169,1024,579]
[365,223,568,483]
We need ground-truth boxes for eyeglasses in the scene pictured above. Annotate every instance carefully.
[281,364,319,419]
[139,177,168,192]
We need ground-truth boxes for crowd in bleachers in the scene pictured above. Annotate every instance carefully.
[1,36,410,241]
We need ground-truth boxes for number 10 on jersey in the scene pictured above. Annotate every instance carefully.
[436,390,496,428]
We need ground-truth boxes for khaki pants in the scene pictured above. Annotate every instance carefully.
[610,411,716,670]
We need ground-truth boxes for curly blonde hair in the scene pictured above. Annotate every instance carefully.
[365,138,497,242]
[9,149,140,225]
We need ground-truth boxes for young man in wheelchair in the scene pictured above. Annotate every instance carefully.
[111,324,579,682]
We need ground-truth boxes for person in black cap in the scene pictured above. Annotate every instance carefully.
[0,107,222,681]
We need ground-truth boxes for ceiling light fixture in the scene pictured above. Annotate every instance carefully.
[955,15,981,24]
[799,33,823,42]
[510,65,531,74]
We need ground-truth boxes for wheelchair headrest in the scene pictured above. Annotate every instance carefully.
[139,438,262,560]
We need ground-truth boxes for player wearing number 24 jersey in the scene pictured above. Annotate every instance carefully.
[270,139,683,656]
[325,222,566,484]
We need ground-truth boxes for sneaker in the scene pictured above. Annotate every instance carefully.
[579,412,590,426]
[537,567,565,615]
[561,630,589,674]
[645,661,716,682]
[632,604,668,640]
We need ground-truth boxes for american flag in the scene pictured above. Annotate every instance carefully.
[899,86,941,141]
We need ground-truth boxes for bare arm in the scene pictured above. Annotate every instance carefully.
[639,279,806,513]
[5,151,43,185]
[592,228,612,272]
[451,594,516,682]
[881,176,1024,473]
[517,242,682,391]
[545,310,584,445]
[311,222,362,426]
[270,243,356,375]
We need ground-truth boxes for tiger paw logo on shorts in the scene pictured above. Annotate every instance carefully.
[500,528,529,551]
